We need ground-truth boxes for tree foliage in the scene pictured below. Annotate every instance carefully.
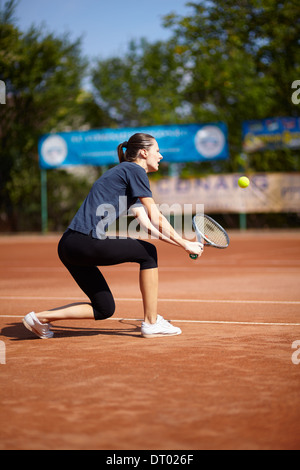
[0,0,111,230]
[0,0,299,231]
[92,39,185,127]
[93,0,300,172]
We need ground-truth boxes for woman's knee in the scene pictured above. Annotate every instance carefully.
[92,292,116,320]
[137,240,158,270]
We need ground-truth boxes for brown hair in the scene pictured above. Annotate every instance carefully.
[117,133,155,163]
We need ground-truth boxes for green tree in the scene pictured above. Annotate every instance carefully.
[0,0,110,231]
[92,0,300,173]
[163,0,300,171]
[92,39,186,127]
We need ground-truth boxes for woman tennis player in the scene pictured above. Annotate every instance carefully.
[23,133,203,339]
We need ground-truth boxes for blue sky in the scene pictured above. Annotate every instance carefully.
[14,0,192,60]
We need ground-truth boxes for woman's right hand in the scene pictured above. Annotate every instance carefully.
[183,240,204,257]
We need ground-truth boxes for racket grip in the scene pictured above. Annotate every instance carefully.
[189,254,198,260]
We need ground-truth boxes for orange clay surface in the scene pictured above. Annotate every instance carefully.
[0,231,300,450]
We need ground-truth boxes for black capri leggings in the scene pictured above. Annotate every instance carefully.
[58,229,158,321]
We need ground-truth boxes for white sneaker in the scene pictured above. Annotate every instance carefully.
[141,315,182,338]
[23,312,54,339]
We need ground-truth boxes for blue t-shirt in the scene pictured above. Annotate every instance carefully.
[68,161,152,239]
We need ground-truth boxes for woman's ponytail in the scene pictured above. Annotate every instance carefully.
[117,142,128,163]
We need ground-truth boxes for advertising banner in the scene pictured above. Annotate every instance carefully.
[38,123,229,169]
[242,117,300,153]
[150,173,300,214]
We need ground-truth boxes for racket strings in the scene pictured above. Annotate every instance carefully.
[195,215,228,247]
[204,218,228,246]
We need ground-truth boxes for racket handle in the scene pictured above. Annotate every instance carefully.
[189,254,198,260]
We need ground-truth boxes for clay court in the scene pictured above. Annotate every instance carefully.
[0,231,300,450]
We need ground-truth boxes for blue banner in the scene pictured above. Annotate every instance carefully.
[242,117,300,153]
[38,123,229,169]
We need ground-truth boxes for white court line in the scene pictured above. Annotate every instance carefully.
[1,297,299,327]
[4,265,300,272]
[0,295,300,305]
[0,315,299,327]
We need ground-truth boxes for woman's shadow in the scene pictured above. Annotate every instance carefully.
[1,318,141,341]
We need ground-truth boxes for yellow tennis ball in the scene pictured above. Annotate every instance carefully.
[238,176,250,188]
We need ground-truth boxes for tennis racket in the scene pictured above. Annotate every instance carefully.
[190,214,230,259]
